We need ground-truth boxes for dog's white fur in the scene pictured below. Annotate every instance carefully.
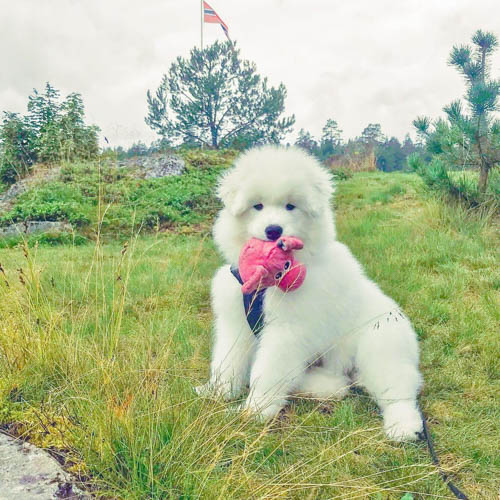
[200,146,423,441]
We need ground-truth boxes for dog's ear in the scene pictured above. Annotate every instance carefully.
[303,167,334,216]
[217,168,247,216]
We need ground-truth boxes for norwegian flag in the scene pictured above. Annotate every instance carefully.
[203,1,231,42]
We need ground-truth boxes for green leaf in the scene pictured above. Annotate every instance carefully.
[400,494,414,500]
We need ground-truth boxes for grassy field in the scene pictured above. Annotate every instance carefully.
[0,172,498,498]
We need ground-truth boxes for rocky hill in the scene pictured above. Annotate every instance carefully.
[0,150,235,245]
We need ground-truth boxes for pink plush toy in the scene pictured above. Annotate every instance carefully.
[238,236,307,294]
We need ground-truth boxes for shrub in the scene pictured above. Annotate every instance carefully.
[326,149,377,173]
[0,182,91,227]
[331,168,353,181]
[408,153,499,209]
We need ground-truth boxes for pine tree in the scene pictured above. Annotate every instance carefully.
[360,123,385,147]
[294,129,319,155]
[414,30,500,192]
[59,93,99,160]
[27,83,62,162]
[376,137,405,171]
[146,41,295,149]
[320,119,343,158]
[127,141,149,157]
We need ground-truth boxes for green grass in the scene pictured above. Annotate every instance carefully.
[0,231,88,249]
[0,171,498,498]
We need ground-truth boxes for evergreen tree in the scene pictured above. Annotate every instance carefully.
[59,93,99,160]
[376,137,405,171]
[149,137,172,154]
[401,134,417,157]
[0,112,36,184]
[294,129,319,155]
[27,83,62,162]
[320,119,343,158]
[414,30,500,192]
[146,41,295,148]
[360,123,385,147]
[127,141,149,157]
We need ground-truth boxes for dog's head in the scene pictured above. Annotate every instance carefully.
[214,146,335,264]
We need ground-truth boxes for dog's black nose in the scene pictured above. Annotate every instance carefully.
[265,225,283,241]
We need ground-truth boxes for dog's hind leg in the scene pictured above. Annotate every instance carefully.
[293,367,350,400]
[293,366,351,400]
[355,315,423,441]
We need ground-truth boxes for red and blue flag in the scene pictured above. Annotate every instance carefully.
[203,1,230,41]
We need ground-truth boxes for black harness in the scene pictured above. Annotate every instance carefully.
[230,266,266,336]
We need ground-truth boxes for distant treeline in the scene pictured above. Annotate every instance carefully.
[107,138,172,160]
[111,120,423,174]
[294,121,424,172]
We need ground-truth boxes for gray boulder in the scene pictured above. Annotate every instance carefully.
[0,167,61,209]
[120,154,185,178]
[0,221,73,238]
[0,180,29,207]
[0,431,89,499]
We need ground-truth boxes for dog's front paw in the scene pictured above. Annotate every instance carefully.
[383,402,423,442]
[242,397,284,421]
[195,380,241,401]
[195,382,213,397]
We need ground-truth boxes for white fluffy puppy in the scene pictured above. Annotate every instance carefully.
[201,145,423,441]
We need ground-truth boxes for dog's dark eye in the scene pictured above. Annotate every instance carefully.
[284,261,291,270]
[275,271,283,280]
[253,203,264,211]
[286,203,296,211]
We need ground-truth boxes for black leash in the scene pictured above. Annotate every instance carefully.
[419,411,469,499]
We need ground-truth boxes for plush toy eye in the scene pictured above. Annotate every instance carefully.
[253,203,264,211]
[275,271,283,280]
[286,203,295,211]
[284,260,291,270]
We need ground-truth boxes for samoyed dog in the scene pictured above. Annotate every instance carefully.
[199,146,423,441]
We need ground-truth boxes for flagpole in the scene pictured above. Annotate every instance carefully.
[200,0,203,49]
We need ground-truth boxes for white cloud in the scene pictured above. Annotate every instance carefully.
[1,0,499,147]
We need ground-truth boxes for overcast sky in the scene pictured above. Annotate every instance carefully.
[1,0,499,147]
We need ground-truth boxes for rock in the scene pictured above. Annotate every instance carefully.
[0,432,89,499]
[0,221,73,238]
[0,180,30,206]
[143,155,185,178]
[0,167,61,210]
[120,154,185,178]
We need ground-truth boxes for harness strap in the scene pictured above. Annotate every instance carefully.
[230,266,266,337]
